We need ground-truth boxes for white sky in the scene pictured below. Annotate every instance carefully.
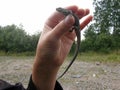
[0,0,94,39]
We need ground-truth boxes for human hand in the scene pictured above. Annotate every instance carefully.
[32,5,93,90]
[35,5,93,67]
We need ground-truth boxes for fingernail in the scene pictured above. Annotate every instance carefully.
[64,15,74,26]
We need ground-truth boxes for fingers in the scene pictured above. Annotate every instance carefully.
[80,15,93,30]
[46,6,90,29]
[76,8,90,19]
[45,5,78,28]
[76,8,93,30]
[51,15,75,39]
[45,5,93,39]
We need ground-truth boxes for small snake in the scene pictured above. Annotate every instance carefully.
[56,7,81,79]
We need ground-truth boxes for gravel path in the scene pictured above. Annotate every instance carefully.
[0,56,120,90]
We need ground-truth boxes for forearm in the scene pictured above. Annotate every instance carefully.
[32,57,60,90]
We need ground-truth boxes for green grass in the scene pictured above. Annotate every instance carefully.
[0,51,35,56]
[68,51,120,63]
[0,50,120,63]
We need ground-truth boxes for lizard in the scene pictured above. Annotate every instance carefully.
[56,7,81,79]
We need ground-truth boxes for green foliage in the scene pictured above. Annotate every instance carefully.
[0,24,40,53]
[94,34,114,53]
[80,25,97,52]
[93,0,120,34]
[80,0,120,53]
[69,42,76,54]
[77,51,120,63]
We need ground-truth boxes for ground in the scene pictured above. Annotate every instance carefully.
[0,56,120,90]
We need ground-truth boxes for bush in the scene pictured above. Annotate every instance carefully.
[0,24,40,53]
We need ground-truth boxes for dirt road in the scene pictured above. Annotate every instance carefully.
[0,56,120,90]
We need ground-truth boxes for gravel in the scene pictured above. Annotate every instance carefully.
[0,56,120,90]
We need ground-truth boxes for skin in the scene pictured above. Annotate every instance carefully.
[32,5,93,90]
[56,7,81,79]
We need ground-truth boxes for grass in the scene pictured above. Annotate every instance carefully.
[0,51,35,56]
[0,50,120,63]
[68,51,120,63]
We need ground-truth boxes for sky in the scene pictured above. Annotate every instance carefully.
[0,0,94,39]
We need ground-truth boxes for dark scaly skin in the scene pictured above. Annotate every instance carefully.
[56,7,81,79]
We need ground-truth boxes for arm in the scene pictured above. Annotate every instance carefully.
[32,5,93,90]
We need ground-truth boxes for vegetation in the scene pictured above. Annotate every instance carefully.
[77,51,120,63]
[66,50,120,63]
[0,0,119,57]
[0,24,40,54]
[80,0,120,53]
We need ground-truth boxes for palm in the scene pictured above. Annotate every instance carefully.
[38,6,92,66]
[58,32,75,61]
[39,25,75,66]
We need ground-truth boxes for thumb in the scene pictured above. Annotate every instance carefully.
[52,15,75,39]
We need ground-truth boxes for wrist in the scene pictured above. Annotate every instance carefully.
[32,57,60,90]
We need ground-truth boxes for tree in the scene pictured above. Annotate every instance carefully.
[81,0,120,52]
[0,24,40,53]
[93,0,120,50]
[80,24,97,52]
[93,0,120,35]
